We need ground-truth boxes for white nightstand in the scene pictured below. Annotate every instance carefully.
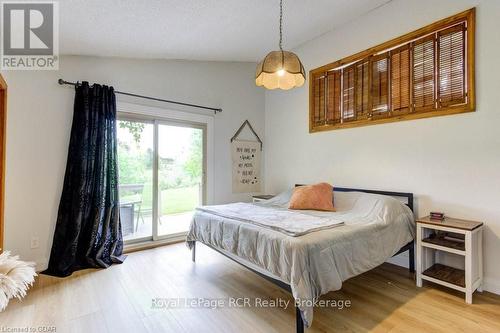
[416,216,483,304]
[252,194,274,203]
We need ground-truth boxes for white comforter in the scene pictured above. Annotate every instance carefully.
[186,190,415,327]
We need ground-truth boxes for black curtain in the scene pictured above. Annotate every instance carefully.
[44,81,125,277]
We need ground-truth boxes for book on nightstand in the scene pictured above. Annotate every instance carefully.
[430,212,445,220]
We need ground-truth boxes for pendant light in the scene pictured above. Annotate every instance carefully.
[255,0,306,90]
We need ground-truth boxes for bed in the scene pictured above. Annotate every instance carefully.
[186,187,415,333]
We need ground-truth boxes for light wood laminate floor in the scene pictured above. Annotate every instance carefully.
[1,243,499,332]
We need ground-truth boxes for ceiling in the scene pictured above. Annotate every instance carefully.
[60,0,392,62]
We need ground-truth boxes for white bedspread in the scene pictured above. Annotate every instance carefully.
[196,202,344,236]
[186,190,415,327]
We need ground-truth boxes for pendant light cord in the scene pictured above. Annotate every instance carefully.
[279,0,283,50]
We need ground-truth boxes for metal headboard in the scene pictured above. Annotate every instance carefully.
[295,185,414,212]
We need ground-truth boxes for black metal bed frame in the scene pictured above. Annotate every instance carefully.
[190,187,415,333]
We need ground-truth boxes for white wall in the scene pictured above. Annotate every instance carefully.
[265,0,500,294]
[2,56,265,269]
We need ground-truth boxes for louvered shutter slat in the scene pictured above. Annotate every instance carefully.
[313,74,326,125]
[343,65,356,121]
[413,36,436,111]
[371,53,390,116]
[391,45,411,114]
[355,61,370,119]
[326,70,342,124]
[438,23,466,107]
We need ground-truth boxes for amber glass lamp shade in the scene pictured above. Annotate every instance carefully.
[255,50,306,90]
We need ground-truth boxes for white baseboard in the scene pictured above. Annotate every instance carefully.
[483,277,500,295]
[36,259,48,273]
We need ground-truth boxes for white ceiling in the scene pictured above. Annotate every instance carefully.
[60,0,392,62]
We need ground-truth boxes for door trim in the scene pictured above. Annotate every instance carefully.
[0,75,6,252]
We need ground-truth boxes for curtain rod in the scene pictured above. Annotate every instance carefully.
[57,79,222,114]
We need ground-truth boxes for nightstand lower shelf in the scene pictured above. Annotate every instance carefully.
[422,263,465,288]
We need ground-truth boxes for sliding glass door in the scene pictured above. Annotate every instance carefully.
[117,119,154,242]
[117,116,205,244]
[158,123,204,236]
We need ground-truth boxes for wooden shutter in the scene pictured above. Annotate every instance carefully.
[371,53,390,117]
[342,64,356,121]
[309,9,474,133]
[438,23,466,107]
[326,70,341,124]
[355,60,370,120]
[391,45,411,115]
[413,35,436,111]
[312,73,326,126]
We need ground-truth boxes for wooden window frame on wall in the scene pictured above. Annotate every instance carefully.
[0,75,6,252]
[309,8,475,133]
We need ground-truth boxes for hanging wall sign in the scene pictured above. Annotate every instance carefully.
[230,120,263,193]
[231,140,261,193]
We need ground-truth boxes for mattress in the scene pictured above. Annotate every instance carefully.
[186,190,415,327]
